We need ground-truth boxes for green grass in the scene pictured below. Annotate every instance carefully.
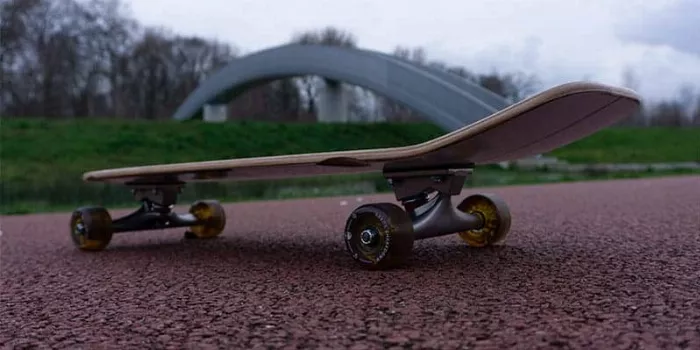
[549,127,700,163]
[2,119,698,184]
[1,118,446,185]
[1,118,698,215]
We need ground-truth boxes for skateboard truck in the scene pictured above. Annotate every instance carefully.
[386,168,484,240]
[69,167,510,272]
[110,184,193,233]
[344,165,512,270]
[69,181,227,251]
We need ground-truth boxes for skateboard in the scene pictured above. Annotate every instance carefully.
[70,81,641,270]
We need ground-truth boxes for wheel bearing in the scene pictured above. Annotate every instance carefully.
[456,193,512,247]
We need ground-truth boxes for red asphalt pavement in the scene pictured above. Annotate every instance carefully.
[1,175,699,349]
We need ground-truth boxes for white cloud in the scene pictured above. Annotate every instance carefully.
[617,0,700,56]
[124,0,700,102]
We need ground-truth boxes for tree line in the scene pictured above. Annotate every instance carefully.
[1,0,698,126]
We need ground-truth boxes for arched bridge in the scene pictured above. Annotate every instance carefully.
[171,43,510,131]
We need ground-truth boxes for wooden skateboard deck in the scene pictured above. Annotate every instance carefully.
[70,81,642,269]
[83,82,641,185]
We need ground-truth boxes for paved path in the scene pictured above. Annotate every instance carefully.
[2,176,699,349]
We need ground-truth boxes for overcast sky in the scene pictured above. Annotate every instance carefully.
[124,0,700,102]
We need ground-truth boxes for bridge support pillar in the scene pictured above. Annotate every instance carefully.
[317,80,349,123]
[203,104,228,123]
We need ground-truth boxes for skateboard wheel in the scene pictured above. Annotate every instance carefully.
[456,193,512,247]
[70,206,113,251]
[344,203,415,270]
[186,200,226,239]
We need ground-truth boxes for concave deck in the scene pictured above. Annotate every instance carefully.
[84,82,641,185]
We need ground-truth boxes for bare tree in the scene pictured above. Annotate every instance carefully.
[381,45,541,123]
[648,100,685,127]
[478,71,540,103]
[2,0,694,128]
[82,0,141,118]
[446,66,477,81]
[616,66,646,126]
[692,94,700,126]
[677,83,695,125]
[621,66,641,91]
[1,0,76,117]
[0,0,240,119]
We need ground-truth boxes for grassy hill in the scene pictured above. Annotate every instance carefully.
[1,118,698,214]
[4,119,699,180]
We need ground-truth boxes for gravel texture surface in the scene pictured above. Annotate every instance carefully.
[2,176,699,349]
